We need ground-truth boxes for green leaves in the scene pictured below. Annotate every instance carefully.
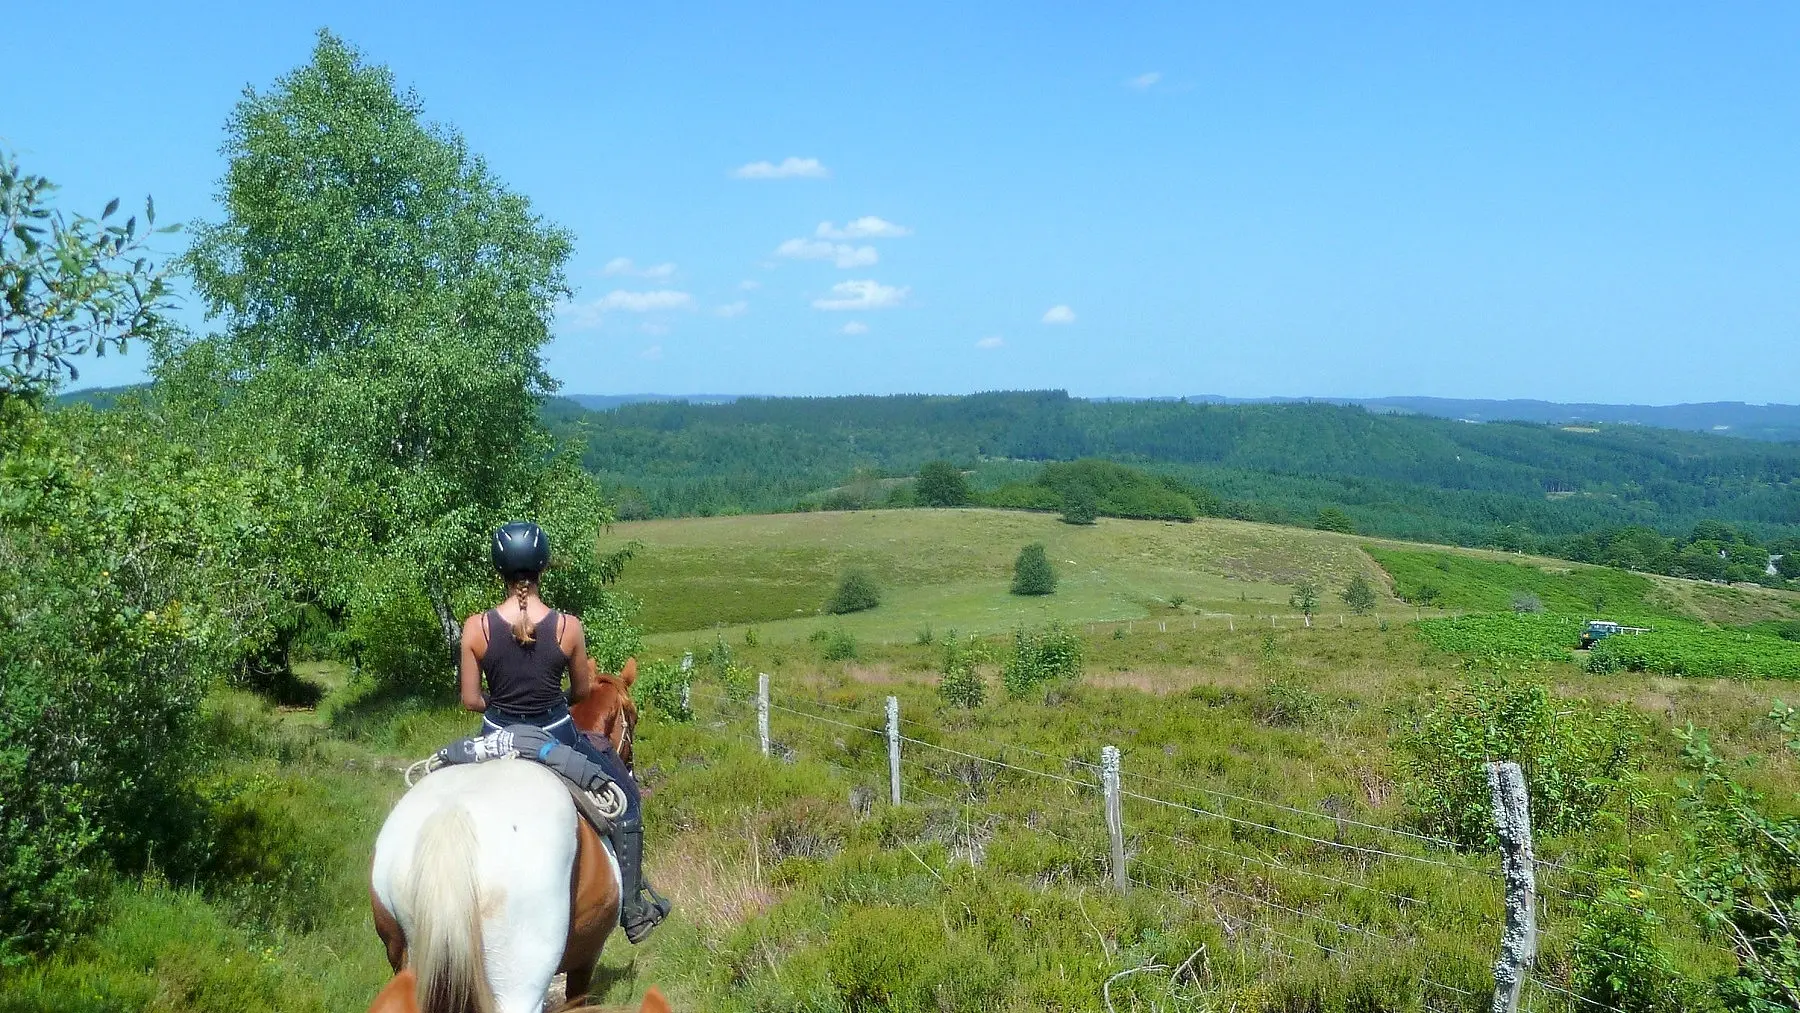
[0,147,175,397]
[1395,670,1645,849]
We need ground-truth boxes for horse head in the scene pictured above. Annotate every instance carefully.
[570,657,640,770]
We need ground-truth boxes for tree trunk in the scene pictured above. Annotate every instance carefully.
[428,582,459,651]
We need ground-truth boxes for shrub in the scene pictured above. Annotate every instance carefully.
[1288,580,1320,618]
[1395,671,1644,848]
[938,631,990,709]
[1060,484,1097,525]
[1510,591,1544,614]
[1315,507,1355,534]
[826,568,882,615]
[1664,708,1800,1010]
[1257,674,1324,728]
[1570,882,1686,1013]
[1340,574,1377,615]
[634,658,693,722]
[1002,622,1082,697]
[820,628,859,662]
[1010,543,1057,596]
[914,460,970,507]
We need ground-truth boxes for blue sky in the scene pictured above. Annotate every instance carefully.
[9,3,1799,403]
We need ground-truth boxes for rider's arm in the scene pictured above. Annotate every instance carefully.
[562,614,594,703]
[459,613,488,712]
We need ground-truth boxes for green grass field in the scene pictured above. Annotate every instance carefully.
[607,509,1418,644]
[607,508,1798,648]
[10,510,1800,1012]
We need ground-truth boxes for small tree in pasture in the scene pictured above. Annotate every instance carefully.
[1002,622,1082,697]
[1289,580,1320,619]
[938,630,990,709]
[1011,543,1057,596]
[1314,507,1355,534]
[1340,574,1377,615]
[826,567,881,614]
[1060,483,1098,525]
[914,460,970,507]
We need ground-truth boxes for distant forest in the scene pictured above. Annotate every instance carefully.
[542,390,1800,579]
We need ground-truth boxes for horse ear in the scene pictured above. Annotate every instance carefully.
[638,986,672,1013]
[621,657,638,688]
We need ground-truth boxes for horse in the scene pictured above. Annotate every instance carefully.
[367,659,650,1013]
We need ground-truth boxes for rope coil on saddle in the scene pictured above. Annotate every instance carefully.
[402,747,628,821]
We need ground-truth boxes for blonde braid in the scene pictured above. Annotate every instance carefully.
[511,579,536,645]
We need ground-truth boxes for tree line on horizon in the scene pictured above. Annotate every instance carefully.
[545,391,1800,584]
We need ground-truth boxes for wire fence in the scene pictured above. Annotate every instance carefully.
[679,674,1713,1013]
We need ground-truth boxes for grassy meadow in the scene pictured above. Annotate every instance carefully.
[607,509,1422,645]
[9,508,1800,1012]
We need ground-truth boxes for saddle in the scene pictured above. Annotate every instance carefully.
[419,725,627,834]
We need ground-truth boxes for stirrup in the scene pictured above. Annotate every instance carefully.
[622,886,671,944]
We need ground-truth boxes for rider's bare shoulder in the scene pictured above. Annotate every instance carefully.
[559,612,586,649]
[461,611,489,649]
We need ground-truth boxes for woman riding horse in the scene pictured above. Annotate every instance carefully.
[461,521,670,943]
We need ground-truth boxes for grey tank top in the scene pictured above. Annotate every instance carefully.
[479,609,568,716]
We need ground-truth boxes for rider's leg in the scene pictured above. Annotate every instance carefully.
[560,732,669,943]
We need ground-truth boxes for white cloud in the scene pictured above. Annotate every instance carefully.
[1126,71,1161,90]
[816,216,912,240]
[813,279,909,311]
[602,257,677,279]
[597,289,694,312]
[841,321,869,335]
[639,344,664,360]
[976,336,1005,349]
[558,302,607,331]
[558,289,694,329]
[775,237,878,268]
[738,279,762,291]
[1042,304,1076,324]
[731,156,830,179]
[715,301,749,318]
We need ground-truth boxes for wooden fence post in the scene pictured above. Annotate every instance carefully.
[1488,760,1537,1013]
[886,696,902,805]
[757,673,770,758]
[1102,745,1127,893]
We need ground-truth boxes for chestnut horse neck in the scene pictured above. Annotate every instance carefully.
[568,657,639,766]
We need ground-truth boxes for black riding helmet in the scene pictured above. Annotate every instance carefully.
[491,521,550,581]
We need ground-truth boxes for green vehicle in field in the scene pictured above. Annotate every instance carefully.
[1580,619,1652,649]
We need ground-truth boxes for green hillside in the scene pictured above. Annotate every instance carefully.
[605,509,1799,645]
[547,391,1800,555]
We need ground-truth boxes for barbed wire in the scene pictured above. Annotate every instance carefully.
[895,754,1100,824]
[1130,854,1476,1001]
[1528,974,1628,1013]
[767,699,886,737]
[899,735,1101,789]
[1121,789,1496,877]
[1134,825,1427,908]
[1117,765,1461,849]
[1131,853,1410,949]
